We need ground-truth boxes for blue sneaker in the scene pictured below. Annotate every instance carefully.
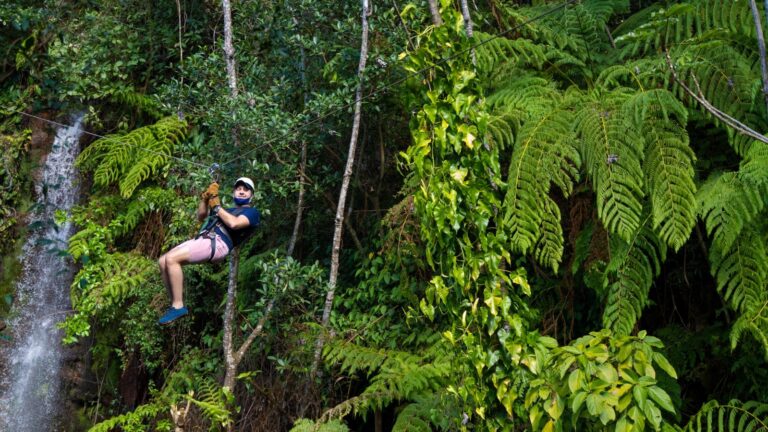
[158,306,189,326]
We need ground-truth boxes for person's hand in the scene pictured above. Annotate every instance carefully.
[208,194,221,208]
[201,182,219,200]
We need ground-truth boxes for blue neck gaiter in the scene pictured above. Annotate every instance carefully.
[234,196,251,206]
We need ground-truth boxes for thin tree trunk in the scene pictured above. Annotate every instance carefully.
[222,0,238,98]
[460,0,476,65]
[750,0,768,114]
[288,142,307,257]
[427,0,443,26]
[288,22,309,257]
[311,0,371,377]
[222,248,239,392]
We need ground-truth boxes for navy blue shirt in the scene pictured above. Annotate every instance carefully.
[214,206,260,249]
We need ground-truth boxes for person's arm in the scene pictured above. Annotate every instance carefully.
[198,182,220,222]
[197,197,208,222]
[214,207,252,230]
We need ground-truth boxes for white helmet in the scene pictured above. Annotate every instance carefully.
[234,177,255,192]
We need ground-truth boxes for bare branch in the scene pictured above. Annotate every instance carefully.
[665,50,768,145]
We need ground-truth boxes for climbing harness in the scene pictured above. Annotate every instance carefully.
[196,206,253,261]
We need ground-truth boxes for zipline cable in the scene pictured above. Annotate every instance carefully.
[9,110,212,169]
[9,0,577,173]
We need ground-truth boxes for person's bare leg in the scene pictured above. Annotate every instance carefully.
[159,255,172,300]
[163,247,191,309]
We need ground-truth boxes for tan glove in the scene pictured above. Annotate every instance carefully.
[208,194,221,209]
[201,182,219,200]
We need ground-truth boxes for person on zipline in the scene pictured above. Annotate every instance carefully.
[157,177,260,325]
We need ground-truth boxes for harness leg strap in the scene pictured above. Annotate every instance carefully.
[208,235,217,262]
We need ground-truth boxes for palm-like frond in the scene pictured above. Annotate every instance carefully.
[678,399,768,432]
[576,93,645,241]
[710,227,767,314]
[643,118,696,250]
[77,116,187,198]
[730,299,768,359]
[602,223,667,336]
[698,172,768,255]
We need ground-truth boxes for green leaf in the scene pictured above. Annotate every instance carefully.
[642,401,662,429]
[652,352,677,379]
[647,386,675,413]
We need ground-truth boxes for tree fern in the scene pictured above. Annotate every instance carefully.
[392,394,449,432]
[709,227,767,314]
[77,252,155,307]
[187,379,234,429]
[576,92,646,241]
[602,222,667,336]
[730,299,768,359]
[698,172,768,256]
[88,402,166,432]
[501,103,578,257]
[740,142,768,185]
[322,339,451,426]
[678,399,768,432]
[613,1,766,156]
[642,117,696,250]
[497,0,628,57]
[533,198,565,273]
[614,0,758,58]
[77,116,187,198]
[473,33,547,75]
[111,88,166,119]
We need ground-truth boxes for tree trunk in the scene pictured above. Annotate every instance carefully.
[287,141,307,257]
[221,0,241,150]
[311,0,371,377]
[460,0,476,65]
[288,22,309,258]
[222,0,238,98]
[427,0,443,26]
[222,248,239,393]
[750,0,768,115]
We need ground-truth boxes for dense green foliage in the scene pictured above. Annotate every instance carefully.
[2,0,768,431]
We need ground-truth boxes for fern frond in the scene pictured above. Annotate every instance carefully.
[502,104,577,255]
[614,1,758,58]
[500,0,628,55]
[111,89,166,119]
[77,116,187,198]
[187,379,233,428]
[680,399,768,432]
[290,418,350,432]
[533,198,564,273]
[71,252,155,308]
[709,227,767,314]
[740,142,768,185]
[730,299,768,359]
[577,95,645,241]
[603,223,666,336]
[642,118,696,250]
[474,33,547,75]
[324,339,450,416]
[108,187,179,238]
[87,402,165,432]
[392,394,447,432]
[698,172,768,254]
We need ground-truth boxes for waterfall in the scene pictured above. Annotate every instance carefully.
[0,113,84,431]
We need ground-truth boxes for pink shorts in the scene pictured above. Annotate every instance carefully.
[173,235,230,263]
